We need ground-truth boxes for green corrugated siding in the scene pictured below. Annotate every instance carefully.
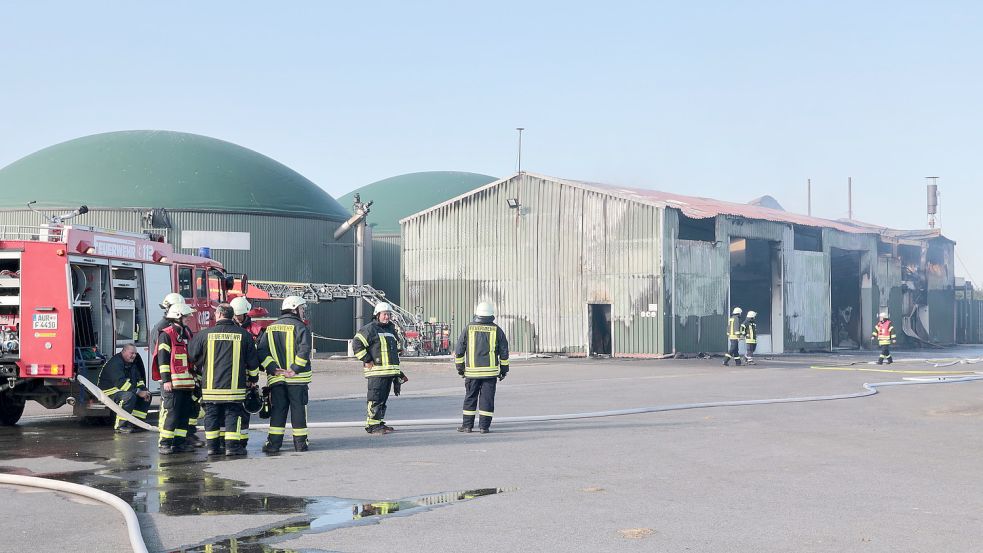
[0,209,356,351]
[371,233,402,304]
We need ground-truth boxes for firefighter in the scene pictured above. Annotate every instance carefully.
[155,303,197,455]
[454,301,510,434]
[871,312,897,365]
[230,296,261,447]
[352,302,407,435]
[97,344,151,433]
[151,292,204,448]
[152,292,187,342]
[742,311,758,365]
[189,303,261,456]
[724,307,744,366]
[257,295,313,453]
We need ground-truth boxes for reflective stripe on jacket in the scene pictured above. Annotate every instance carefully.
[727,316,743,340]
[156,324,195,389]
[454,319,510,378]
[352,321,402,377]
[743,322,757,344]
[97,353,147,395]
[258,314,313,385]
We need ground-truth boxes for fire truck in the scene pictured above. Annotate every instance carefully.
[0,220,240,425]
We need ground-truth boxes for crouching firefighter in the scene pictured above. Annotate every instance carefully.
[455,302,510,434]
[189,303,261,457]
[258,295,314,453]
[97,343,151,433]
[352,302,407,435]
[872,312,897,365]
[153,303,197,454]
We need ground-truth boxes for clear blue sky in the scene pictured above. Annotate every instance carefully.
[1,2,981,280]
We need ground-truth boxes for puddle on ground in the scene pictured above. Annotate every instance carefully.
[172,488,514,553]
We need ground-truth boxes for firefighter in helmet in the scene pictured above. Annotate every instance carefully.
[152,292,204,447]
[724,307,744,366]
[155,303,197,454]
[153,293,186,340]
[871,312,897,364]
[97,343,150,433]
[454,301,510,434]
[230,296,261,447]
[189,303,261,456]
[352,302,407,435]
[257,295,313,453]
[742,311,758,365]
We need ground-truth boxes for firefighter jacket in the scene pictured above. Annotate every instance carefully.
[454,316,510,378]
[727,316,744,340]
[154,323,195,388]
[189,319,261,402]
[873,320,896,346]
[258,313,312,386]
[742,321,757,344]
[98,352,147,395]
[352,320,402,377]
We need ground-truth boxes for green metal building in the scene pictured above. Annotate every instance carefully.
[338,171,497,304]
[0,130,356,350]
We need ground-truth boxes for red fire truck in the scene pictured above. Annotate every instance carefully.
[0,222,240,425]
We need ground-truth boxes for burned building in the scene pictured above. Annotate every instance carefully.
[400,173,956,355]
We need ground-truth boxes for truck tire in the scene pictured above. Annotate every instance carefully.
[0,392,26,425]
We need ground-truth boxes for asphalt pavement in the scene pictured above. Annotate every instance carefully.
[2,348,983,552]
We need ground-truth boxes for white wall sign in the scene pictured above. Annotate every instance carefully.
[182,231,251,250]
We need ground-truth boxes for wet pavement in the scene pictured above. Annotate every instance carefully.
[3,351,983,552]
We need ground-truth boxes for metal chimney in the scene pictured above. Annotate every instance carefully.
[926,177,939,228]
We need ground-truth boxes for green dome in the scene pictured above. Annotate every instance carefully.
[0,130,349,221]
[338,171,498,233]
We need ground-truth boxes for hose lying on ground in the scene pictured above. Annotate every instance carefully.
[0,473,149,553]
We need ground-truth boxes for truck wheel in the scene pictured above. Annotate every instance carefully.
[0,392,26,426]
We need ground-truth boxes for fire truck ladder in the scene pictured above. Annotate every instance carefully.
[246,280,451,356]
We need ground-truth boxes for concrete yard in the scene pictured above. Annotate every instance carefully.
[2,350,983,552]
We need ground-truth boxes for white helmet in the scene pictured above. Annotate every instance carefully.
[230,296,252,316]
[166,303,195,320]
[879,312,889,320]
[732,307,743,315]
[282,295,307,312]
[373,302,393,316]
[161,292,185,309]
[746,310,757,319]
[474,302,495,317]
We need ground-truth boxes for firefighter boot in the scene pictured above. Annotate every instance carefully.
[876,358,884,365]
[723,357,730,366]
[158,439,174,455]
[206,439,223,456]
[886,357,893,365]
[262,434,283,454]
[186,433,205,448]
[225,440,246,457]
[173,438,196,454]
[459,415,475,433]
[735,358,742,366]
[293,436,309,452]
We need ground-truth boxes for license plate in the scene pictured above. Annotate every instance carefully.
[32,313,58,330]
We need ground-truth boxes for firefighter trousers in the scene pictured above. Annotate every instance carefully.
[724,339,741,364]
[203,401,245,445]
[108,390,150,430]
[463,377,497,430]
[158,389,195,446]
[878,345,893,364]
[266,384,308,447]
[746,343,756,360]
[365,375,396,431]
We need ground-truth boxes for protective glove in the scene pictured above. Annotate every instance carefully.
[456,364,465,378]
[498,373,507,382]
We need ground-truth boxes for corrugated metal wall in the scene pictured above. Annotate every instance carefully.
[401,174,663,354]
[0,209,356,350]
[371,233,402,303]
[785,251,830,348]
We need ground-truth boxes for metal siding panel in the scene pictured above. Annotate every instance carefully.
[785,251,830,347]
[673,239,728,353]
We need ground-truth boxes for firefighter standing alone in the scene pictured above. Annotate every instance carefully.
[724,307,744,366]
[189,303,261,456]
[454,301,510,434]
[352,302,407,435]
[154,303,197,454]
[872,312,897,364]
[257,295,313,453]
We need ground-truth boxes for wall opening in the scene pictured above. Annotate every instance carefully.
[831,248,863,348]
[678,213,716,242]
[793,225,823,252]
[588,303,612,356]
[730,238,780,352]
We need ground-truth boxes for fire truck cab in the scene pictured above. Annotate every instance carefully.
[0,224,237,425]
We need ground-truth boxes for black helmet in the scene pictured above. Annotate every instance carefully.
[243,387,263,415]
[258,386,271,419]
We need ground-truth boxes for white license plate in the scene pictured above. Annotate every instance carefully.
[32,313,58,330]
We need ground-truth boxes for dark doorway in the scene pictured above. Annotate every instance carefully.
[729,238,774,335]
[588,304,612,356]
[831,248,862,348]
